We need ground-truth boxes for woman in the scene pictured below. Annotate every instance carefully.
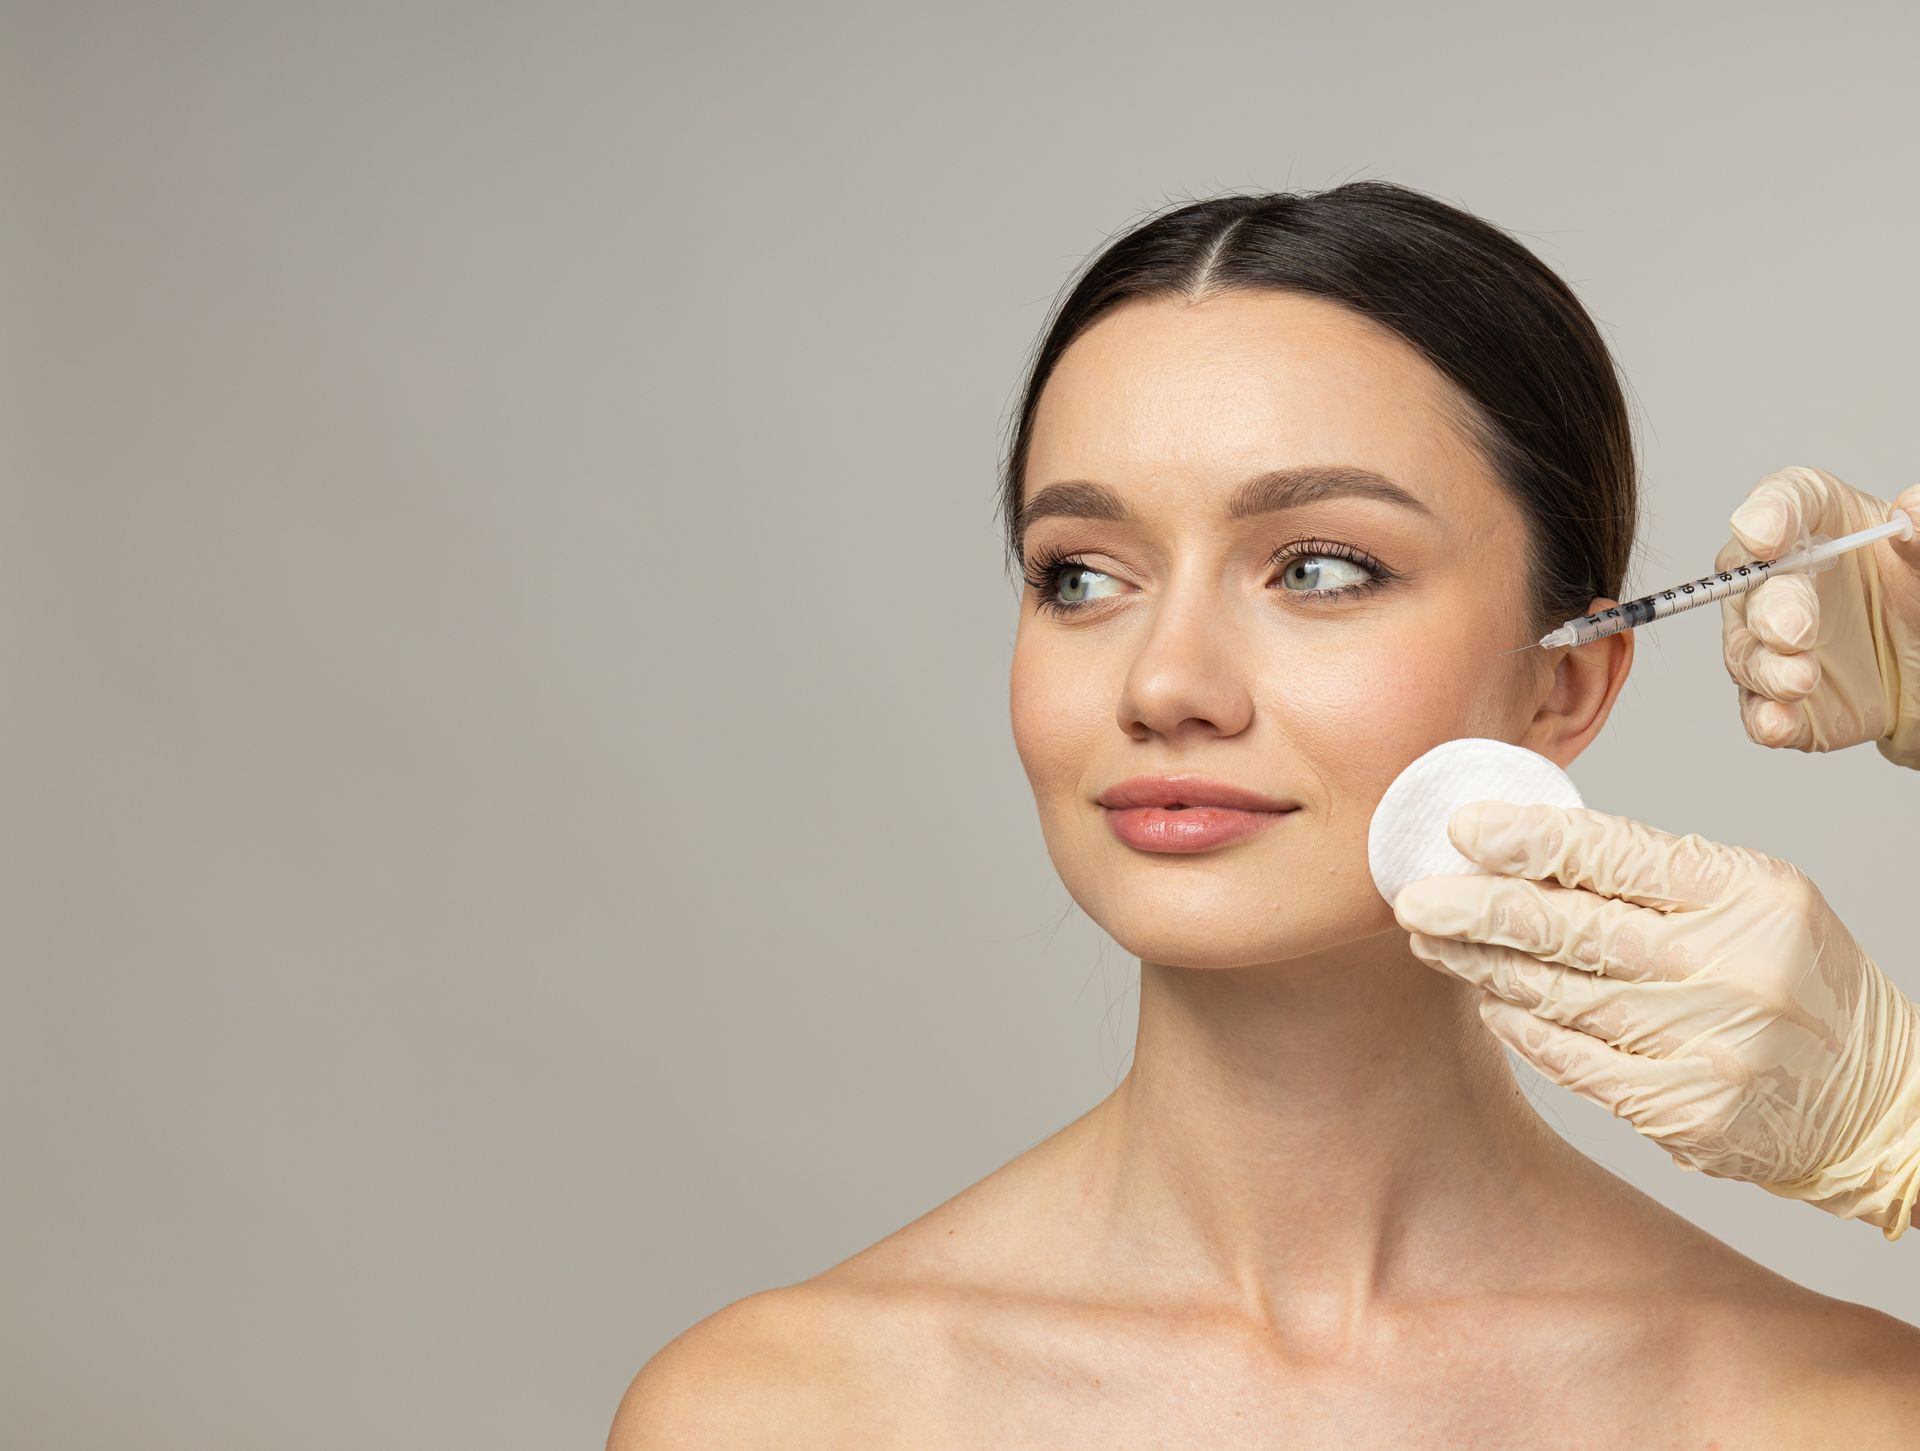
[616,183,1920,1446]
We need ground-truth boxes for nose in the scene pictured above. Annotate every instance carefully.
[1115,573,1257,743]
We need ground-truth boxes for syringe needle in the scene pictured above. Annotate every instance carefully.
[1509,505,1913,653]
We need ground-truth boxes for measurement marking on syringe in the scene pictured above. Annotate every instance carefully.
[1530,508,1913,651]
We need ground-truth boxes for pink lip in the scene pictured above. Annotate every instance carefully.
[1101,804,1297,853]
[1095,775,1302,854]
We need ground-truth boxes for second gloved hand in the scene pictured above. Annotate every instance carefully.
[1717,466,1920,768]
[1392,800,1920,1240]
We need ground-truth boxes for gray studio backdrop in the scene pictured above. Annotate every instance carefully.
[7,3,1918,1447]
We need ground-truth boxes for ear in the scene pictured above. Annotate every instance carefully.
[1519,597,1633,769]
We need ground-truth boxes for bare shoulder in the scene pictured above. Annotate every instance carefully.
[1575,1176,1920,1445]
[605,1281,884,1450]
[1682,1274,1920,1449]
[605,1267,959,1451]
[1766,1294,1920,1448]
[606,1122,1086,1449]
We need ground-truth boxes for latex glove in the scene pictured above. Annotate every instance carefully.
[1716,466,1920,768]
[1392,800,1920,1240]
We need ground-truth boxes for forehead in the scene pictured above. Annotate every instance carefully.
[1028,291,1493,512]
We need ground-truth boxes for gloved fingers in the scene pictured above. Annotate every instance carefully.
[1439,800,1750,911]
[1476,993,1679,1122]
[1891,481,1920,569]
[1412,932,1668,1048]
[1718,565,1821,701]
[1717,575,1768,700]
[1723,611,1822,701]
[1397,875,1687,984]
[1744,571,1821,656]
[1726,465,1848,561]
[1480,994,1790,1164]
[1737,683,1815,750]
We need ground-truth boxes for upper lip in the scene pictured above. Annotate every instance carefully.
[1096,775,1300,812]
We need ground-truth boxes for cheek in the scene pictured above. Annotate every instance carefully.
[1009,632,1104,799]
[1269,624,1508,817]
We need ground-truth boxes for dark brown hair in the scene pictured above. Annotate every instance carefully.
[996,181,1641,633]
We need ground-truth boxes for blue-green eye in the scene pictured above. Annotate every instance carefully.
[1020,550,1117,617]
[1270,540,1394,600]
[1059,556,1121,602]
[1022,539,1394,618]
[1279,551,1371,592]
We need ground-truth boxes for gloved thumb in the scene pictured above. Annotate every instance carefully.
[1444,797,1530,863]
[1727,470,1813,560]
[1889,481,1920,572]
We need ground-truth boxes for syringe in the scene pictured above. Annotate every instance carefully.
[1525,507,1915,651]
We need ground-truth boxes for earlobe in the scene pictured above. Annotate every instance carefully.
[1520,598,1634,768]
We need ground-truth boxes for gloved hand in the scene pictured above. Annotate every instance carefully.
[1716,466,1920,768]
[1392,799,1920,1240]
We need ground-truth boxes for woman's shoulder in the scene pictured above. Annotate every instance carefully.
[606,1180,1024,1448]
[1720,1282,1920,1443]
[610,1151,1920,1449]
[605,1273,916,1450]
[1536,1157,1920,1440]
[608,1255,1920,1450]
[1672,1268,1920,1446]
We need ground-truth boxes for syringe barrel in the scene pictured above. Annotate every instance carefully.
[1552,554,1789,646]
[1534,511,1905,650]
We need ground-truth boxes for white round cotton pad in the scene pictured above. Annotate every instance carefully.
[1367,737,1583,905]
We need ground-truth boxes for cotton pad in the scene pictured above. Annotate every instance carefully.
[1366,737,1584,905]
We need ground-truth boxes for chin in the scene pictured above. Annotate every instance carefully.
[1067,876,1400,971]
[1105,929,1290,971]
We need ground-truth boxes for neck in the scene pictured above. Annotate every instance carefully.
[1076,929,1597,1332]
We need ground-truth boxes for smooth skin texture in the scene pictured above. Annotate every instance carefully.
[613,293,1920,1449]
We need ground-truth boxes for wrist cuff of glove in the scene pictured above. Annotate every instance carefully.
[1873,727,1920,772]
[1757,1096,1920,1242]
[1868,564,1920,768]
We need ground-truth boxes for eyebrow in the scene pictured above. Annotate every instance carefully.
[1015,463,1435,547]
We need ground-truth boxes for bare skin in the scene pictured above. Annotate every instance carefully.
[615,292,1920,1448]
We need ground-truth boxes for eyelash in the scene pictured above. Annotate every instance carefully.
[1022,539,1396,619]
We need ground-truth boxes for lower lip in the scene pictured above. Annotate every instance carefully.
[1102,805,1299,853]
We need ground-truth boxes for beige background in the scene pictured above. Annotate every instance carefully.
[7,3,1918,1446]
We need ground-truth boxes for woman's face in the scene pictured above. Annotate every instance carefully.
[1009,290,1581,970]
